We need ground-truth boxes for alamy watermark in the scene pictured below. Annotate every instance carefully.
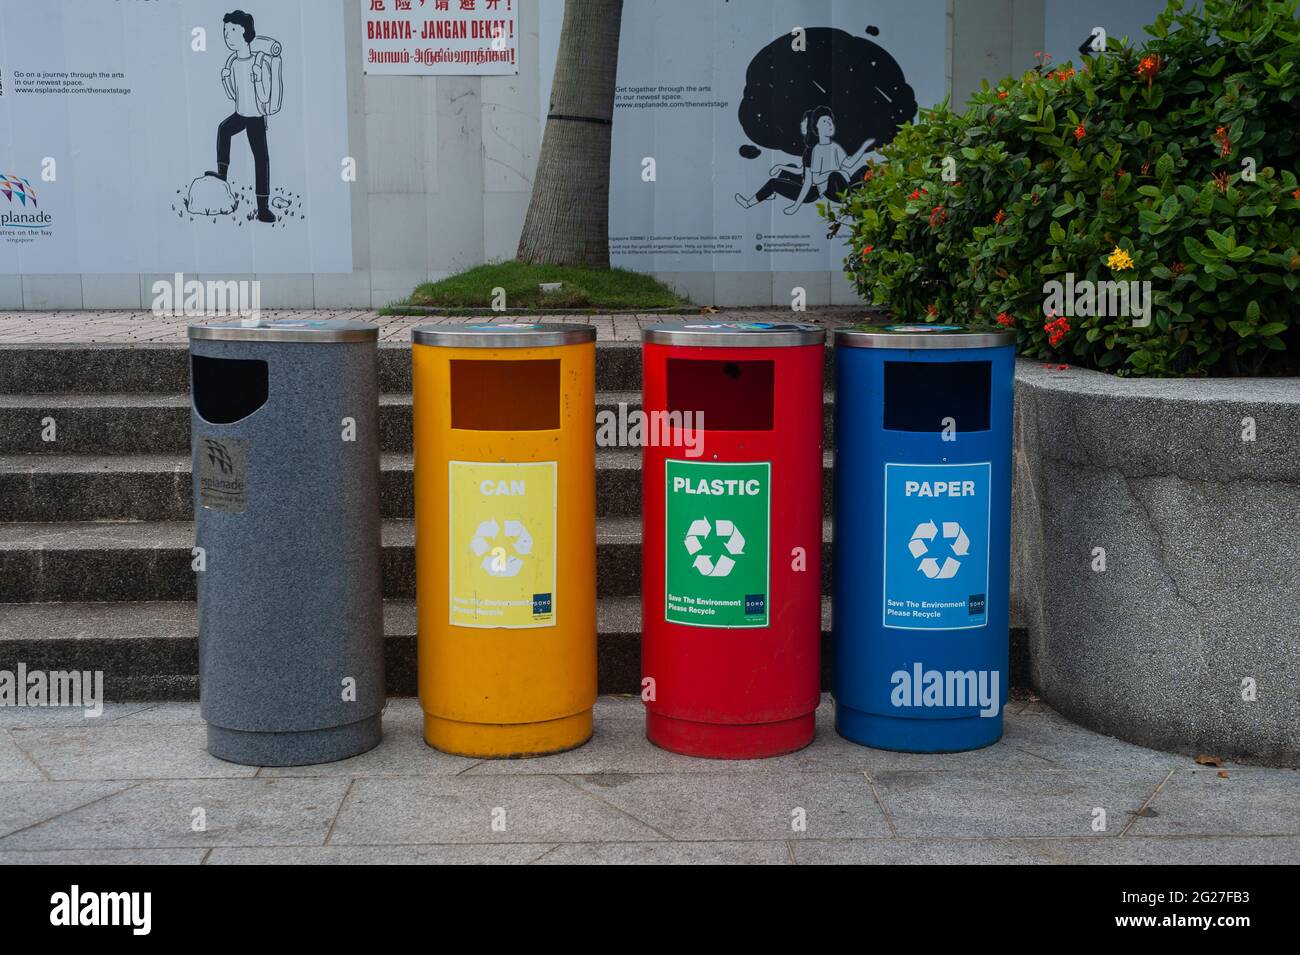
[151,271,261,323]
[0,663,104,717]
[1043,272,1151,327]
[596,404,704,457]
[890,662,1001,717]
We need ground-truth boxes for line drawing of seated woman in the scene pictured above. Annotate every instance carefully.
[735,106,875,215]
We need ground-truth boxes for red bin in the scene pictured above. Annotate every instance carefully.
[640,322,825,758]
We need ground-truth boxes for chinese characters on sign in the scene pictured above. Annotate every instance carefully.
[363,0,518,75]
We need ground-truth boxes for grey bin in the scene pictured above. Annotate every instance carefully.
[189,320,385,766]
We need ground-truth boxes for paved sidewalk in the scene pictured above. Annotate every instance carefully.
[1,695,1296,864]
[0,308,863,345]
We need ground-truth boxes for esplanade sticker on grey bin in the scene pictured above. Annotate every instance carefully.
[198,436,249,513]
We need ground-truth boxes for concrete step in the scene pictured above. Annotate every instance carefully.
[0,450,835,522]
[0,518,836,602]
[0,341,837,395]
[0,597,838,700]
[0,342,648,395]
[0,390,836,454]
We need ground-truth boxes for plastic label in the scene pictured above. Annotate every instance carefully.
[449,461,557,629]
[197,437,249,513]
[883,462,991,631]
[664,459,771,628]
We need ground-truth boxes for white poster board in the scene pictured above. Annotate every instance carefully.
[363,0,519,75]
[607,0,947,274]
[0,0,353,274]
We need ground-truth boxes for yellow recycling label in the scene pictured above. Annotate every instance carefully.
[448,461,557,629]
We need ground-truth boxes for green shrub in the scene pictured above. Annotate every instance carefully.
[825,0,1300,377]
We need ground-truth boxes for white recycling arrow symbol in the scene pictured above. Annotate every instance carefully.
[470,518,532,578]
[684,517,745,577]
[909,519,968,579]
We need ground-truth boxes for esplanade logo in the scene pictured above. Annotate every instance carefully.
[1,172,36,207]
[1,172,52,230]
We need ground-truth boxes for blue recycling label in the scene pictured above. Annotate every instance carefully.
[883,462,991,631]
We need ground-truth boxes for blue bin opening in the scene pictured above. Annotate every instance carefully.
[883,360,990,432]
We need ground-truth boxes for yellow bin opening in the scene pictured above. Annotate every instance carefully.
[412,323,597,758]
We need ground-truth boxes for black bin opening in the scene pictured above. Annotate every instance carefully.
[883,360,991,432]
[666,358,774,431]
[192,354,269,424]
[450,359,560,431]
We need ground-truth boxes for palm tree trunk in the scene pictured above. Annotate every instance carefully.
[517,0,623,267]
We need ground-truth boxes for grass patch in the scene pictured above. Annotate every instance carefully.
[404,261,686,310]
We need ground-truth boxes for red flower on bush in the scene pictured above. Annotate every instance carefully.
[929,204,947,228]
[993,208,1006,225]
[997,90,1009,100]
[925,304,940,318]
[1044,313,1070,347]
[860,245,874,259]
[1136,54,1162,90]
[1073,123,1087,141]
[995,312,1014,327]
[1293,188,1300,200]
[1214,125,1232,157]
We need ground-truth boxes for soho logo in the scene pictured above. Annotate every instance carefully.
[49,886,152,935]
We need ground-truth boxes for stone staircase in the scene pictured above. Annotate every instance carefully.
[0,341,850,699]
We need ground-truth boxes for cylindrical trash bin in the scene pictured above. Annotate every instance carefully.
[413,323,597,758]
[189,319,385,766]
[640,321,825,758]
[832,323,1015,752]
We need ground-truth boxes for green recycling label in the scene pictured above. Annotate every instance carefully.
[664,460,771,628]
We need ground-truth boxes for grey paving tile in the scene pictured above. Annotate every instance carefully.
[0,781,133,838]
[793,837,1051,864]
[870,768,1169,838]
[328,775,663,845]
[0,703,153,728]
[564,770,889,841]
[0,778,348,850]
[535,841,794,864]
[12,724,258,780]
[463,706,1050,777]
[1127,768,1300,836]
[1000,708,1188,770]
[111,703,205,726]
[258,701,477,778]
[0,848,206,865]
[206,844,551,864]
[0,730,44,782]
[1029,835,1300,864]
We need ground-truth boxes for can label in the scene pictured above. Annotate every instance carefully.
[197,436,249,513]
[449,461,557,629]
[883,462,991,631]
[664,459,771,629]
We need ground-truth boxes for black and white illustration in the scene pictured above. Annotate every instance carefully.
[733,26,916,216]
[604,0,944,273]
[175,9,304,229]
[0,0,349,274]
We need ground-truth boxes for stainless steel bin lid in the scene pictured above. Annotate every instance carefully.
[833,322,1015,349]
[189,319,378,343]
[641,321,825,347]
[412,323,597,348]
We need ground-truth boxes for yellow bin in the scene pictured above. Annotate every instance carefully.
[412,323,597,757]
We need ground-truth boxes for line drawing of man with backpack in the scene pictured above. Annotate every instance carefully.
[206,9,284,224]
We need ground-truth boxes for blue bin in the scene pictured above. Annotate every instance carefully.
[831,324,1015,752]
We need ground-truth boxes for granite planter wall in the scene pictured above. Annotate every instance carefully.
[1012,361,1300,767]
